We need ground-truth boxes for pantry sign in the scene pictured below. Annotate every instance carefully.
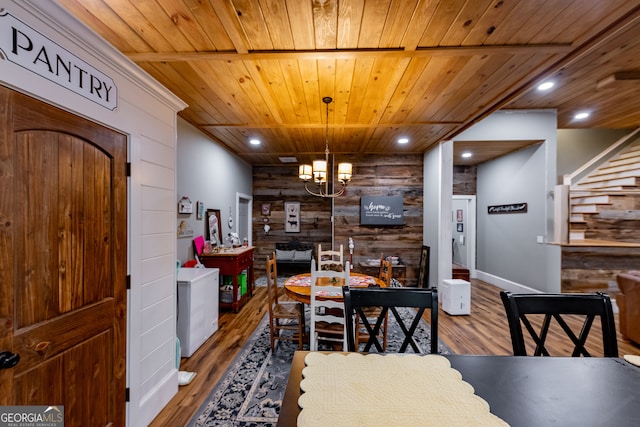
[0,10,118,110]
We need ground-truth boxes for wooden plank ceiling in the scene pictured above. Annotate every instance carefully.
[58,0,640,165]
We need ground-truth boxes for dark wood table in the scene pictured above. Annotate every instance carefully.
[277,351,640,427]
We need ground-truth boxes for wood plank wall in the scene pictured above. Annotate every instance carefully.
[453,165,477,195]
[561,246,640,295]
[252,155,424,284]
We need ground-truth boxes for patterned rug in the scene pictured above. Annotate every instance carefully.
[187,304,451,426]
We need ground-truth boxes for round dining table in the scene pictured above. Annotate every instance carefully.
[284,272,386,304]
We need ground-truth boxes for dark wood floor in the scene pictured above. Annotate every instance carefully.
[149,279,640,426]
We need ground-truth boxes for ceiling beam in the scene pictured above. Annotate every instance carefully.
[126,44,572,62]
[199,121,464,129]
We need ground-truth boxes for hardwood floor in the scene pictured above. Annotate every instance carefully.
[149,279,640,426]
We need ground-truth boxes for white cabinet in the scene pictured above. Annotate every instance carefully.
[177,267,219,357]
[441,279,471,315]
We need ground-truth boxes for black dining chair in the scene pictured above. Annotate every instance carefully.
[342,285,438,353]
[500,291,619,357]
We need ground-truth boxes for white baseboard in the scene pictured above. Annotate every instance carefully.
[474,270,619,313]
[475,270,540,294]
[132,369,178,426]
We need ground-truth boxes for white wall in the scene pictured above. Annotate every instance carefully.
[557,128,629,178]
[1,2,187,425]
[424,141,453,289]
[175,118,253,264]
[456,110,561,293]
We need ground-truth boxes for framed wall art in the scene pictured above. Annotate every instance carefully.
[284,202,300,233]
[178,196,193,214]
[360,196,404,226]
[197,201,205,220]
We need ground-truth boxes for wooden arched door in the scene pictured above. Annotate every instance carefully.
[0,86,127,426]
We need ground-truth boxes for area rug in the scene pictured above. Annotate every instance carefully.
[187,307,452,426]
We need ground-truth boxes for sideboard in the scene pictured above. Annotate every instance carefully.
[199,246,255,312]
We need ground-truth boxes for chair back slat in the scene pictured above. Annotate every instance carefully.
[317,244,344,271]
[379,257,393,287]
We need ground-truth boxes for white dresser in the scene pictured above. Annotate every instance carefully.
[177,267,219,357]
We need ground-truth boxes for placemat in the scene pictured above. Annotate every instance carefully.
[298,353,509,426]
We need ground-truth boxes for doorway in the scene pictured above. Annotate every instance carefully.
[236,193,252,245]
[0,86,127,425]
[452,195,476,278]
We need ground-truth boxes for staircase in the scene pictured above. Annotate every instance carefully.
[568,139,640,244]
[560,134,640,295]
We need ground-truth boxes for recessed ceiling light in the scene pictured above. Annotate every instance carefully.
[537,81,554,91]
[574,111,590,120]
[249,138,261,145]
[461,152,472,158]
[398,137,409,144]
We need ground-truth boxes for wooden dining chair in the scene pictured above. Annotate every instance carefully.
[266,254,305,351]
[309,258,350,351]
[499,291,619,357]
[343,285,439,353]
[317,244,344,271]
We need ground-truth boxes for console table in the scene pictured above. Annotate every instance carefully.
[199,246,255,312]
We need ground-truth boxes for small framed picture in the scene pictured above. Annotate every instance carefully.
[456,209,463,222]
[284,201,300,233]
[197,201,205,220]
[178,196,193,214]
[457,223,464,232]
[261,203,271,216]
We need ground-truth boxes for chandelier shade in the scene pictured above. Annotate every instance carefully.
[299,97,353,197]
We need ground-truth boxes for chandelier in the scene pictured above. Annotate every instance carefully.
[298,96,353,198]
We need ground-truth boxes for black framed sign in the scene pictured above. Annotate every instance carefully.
[488,203,528,214]
[360,196,404,225]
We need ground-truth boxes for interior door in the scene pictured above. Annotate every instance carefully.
[0,86,127,426]
[452,198,469,266]
[452,195,476,278]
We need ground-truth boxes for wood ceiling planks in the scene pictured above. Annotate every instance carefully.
[56,0,640,166]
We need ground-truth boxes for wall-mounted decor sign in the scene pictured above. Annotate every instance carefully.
[196,201,205,219]
[0,10,118,110]
[488,203,528,214]
[360,196,404,226]
[178,196,193,214]
[285,202,300,233]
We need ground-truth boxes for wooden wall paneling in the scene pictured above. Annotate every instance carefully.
[561,246,640,296]
[453,165,477,195]
[252,154,424,283]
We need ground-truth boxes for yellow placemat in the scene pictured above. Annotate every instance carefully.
[298,353,509,427]
[624,354,640,366]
